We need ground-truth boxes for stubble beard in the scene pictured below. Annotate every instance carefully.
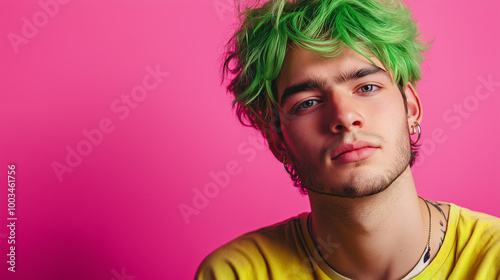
[289,120,411,198]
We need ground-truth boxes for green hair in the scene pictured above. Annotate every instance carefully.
[223,0,429,132]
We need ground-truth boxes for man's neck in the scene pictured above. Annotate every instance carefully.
[307,168,430,280]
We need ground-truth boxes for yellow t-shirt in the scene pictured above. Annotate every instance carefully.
[195,203,500,279]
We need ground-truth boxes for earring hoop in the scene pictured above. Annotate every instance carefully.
[410,121,421,145]
[283,155,294,176]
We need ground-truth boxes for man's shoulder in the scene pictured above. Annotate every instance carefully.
[195,213,310,279]
[454,203,500,235]
[452,204,500,252]
[202,212,308,259]
[439,203,500,278]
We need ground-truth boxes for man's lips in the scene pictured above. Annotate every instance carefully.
[331,141,379,163]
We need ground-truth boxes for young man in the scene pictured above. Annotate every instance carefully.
[196,0,500,279]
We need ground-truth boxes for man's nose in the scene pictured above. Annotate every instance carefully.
[327,91,365,134]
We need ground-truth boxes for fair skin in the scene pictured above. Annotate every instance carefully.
[269,46,450,280]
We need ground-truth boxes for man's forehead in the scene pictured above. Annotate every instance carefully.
[279,46,388,79]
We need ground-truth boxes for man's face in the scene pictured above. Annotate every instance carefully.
[276,47,415,198]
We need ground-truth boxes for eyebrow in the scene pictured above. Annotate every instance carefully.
[279,65,389,107]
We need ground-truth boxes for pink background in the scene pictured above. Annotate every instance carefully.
[0,0,499,279]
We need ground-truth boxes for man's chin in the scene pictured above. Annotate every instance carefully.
[301,171,394,198]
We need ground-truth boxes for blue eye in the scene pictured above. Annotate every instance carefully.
[297,100,319,110]
[358,85,379,93]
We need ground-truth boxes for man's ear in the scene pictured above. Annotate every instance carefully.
[404,82,423,126]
